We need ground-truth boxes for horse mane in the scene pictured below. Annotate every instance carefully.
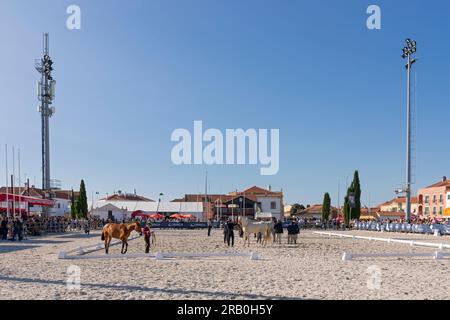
[128,221,140,230]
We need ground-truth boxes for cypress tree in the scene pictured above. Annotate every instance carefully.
[351,170,362,220]
[76,180,88,219]
[322,193,331,222]
[70,189,78,219]
[343,193,350,226]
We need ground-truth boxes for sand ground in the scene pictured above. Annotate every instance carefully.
[1,228,450,300]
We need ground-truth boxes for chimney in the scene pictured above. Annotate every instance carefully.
[443,176,447,182]
[268,185,272,191]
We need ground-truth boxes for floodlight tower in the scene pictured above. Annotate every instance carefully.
[401,38,417,222]
[35,33,56,214]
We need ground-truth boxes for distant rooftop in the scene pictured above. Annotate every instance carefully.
[424,176,450,189]
[102,193,154,202]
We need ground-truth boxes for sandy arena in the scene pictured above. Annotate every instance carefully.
[1,229,450,300]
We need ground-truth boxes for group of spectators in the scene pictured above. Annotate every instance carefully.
[273,219,300,244]
[0,217,24,241]
[0,215,104,240]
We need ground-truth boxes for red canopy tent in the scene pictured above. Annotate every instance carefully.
[131,211,165,219]
[148,213,165,219]
[0,193,54,206]
[0,193,54,216]
[131,210,146,218]
[169,213,184,219]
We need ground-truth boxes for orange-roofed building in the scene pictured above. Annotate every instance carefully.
[378,196,419,215]
[418,176,450,219]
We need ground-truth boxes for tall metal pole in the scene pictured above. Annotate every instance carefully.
[12,146,15,217]
[401,38,416,222]
[36,33,56,216]
[18,148,21,218]
[337,179,340,222]
[5,144,9,217]
[405,53,412,222]
[204,170,208,222]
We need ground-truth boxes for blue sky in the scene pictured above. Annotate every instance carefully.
[0,0,449,207]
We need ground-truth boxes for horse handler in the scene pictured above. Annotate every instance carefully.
[143,222,152,253]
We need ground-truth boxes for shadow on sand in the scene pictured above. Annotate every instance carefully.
[56,233,100,240]
[0,275,302,300]
[0,244,40,254]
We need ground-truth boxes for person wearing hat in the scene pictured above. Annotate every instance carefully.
[143,222,152,253]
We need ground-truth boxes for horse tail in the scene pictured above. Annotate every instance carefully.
[101,230,105,241]
[265,225,272,240]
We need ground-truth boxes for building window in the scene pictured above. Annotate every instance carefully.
[440,207,443,215]
[448,194,450,200]
[425,207,430,215]
[433,207,437,215]
[433,195,437,203]
[440,194,443,203]
[425,196,429,204]
[270,201,277,210]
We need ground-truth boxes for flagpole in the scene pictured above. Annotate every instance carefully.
[12,146,15,217]
[5,144,9,217]
[18,148,21,218]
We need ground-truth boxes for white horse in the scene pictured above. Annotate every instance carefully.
[238,216,273,247]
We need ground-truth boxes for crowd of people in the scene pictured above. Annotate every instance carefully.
[0,215,104,241]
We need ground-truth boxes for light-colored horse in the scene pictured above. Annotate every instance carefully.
[101,221,142,254]
[238,216,273,247]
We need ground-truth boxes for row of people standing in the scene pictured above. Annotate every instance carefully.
[0,217,24,241]
[272,219,300,244]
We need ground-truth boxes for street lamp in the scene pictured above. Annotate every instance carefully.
[402,38,417,222]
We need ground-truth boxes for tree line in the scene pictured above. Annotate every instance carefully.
[290,170,362,226]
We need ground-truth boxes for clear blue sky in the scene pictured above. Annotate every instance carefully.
[0,0,449,207]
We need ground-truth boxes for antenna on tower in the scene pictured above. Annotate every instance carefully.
[35,33,56,216]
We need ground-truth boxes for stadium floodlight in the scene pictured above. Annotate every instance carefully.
[401,38,417,223]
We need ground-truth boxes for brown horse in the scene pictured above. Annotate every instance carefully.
[101,221,142,254]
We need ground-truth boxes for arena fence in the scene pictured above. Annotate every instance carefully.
[341,251,448,261]
[58,233,259,261]
[24,220,103,236]
[59,251,259,261]
[313,231,450,250]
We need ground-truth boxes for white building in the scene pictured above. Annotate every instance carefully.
[90,203,128,221]
[91,193,204,221]
[231,186,284,220]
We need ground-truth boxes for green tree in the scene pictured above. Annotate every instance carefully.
[343,192,350,226]
[350,170,362,220]
[70,189,78,219]
[76,180,88,219]
[343,170,362,225]
[290,203,302,215]
[322,193,331,222]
